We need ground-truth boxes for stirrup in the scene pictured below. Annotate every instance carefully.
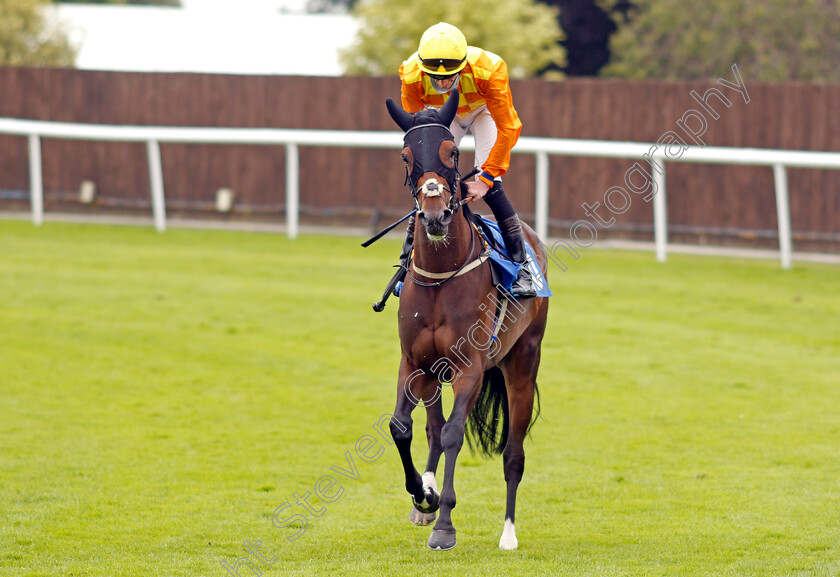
[373,218,414,312]
[511,264,537,299]
[392,259,410,296]
[373,263,408,312]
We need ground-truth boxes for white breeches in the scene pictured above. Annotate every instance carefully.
[448,105,501,180]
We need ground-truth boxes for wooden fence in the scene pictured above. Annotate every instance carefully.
[0,67,837,252]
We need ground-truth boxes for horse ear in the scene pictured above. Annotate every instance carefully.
[438,88,460,127]
[386,98,414,132]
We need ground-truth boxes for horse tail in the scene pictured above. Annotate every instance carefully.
[465,367,508,456]
[465,367,542,457]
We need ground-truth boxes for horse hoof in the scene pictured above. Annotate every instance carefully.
[499,519,518,550]
[409,507,436,526]
[499,535,518,550]
[412,486,440,514]
[428,529,456,550]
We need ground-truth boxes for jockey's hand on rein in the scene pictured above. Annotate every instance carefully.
[464,179,490,200]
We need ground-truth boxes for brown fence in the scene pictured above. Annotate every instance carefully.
[1,67,838,252]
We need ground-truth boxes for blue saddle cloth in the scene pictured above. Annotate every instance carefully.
[478,217,552,298]
[395,217,552,298]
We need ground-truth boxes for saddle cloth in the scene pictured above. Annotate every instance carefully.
[477,216,552,298]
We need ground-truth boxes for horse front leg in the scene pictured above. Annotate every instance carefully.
[428,372,483,550]
[390,359,440,518]
[410,394,445,526]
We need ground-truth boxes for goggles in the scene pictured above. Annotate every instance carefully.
[420,56,466,76]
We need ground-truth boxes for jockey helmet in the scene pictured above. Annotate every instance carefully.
[417,23,468,78]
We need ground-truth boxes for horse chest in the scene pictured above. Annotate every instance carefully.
[398,310,462,366]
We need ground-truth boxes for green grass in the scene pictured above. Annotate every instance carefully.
[1,219,839,577]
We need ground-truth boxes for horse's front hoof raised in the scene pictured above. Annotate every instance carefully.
[428,528,456,550]
[412,486,440,514]
[409,507,436,526]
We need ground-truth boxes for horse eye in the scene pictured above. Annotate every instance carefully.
[401,154,408,163]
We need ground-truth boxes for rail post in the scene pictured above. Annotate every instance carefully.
[28,134,43,227]
[652,157,667,263]
[773,163,793,269]
[146,139,166,233]
[286,143,299,240]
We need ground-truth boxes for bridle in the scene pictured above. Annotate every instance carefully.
[401,122,467,216]
[362,89,472,251]
[401,122,486,288]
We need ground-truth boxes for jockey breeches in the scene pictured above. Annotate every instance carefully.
[449,105,500,180]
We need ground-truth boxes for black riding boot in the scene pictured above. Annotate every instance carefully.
[373,215,415,312]
[483,182,537,299]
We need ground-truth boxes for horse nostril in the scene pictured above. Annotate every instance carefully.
[441,209,453,225]
[418,212,428,225]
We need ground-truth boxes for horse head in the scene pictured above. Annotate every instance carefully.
[386,90,461,242]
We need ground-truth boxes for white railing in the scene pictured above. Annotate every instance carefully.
[3,116,840,269]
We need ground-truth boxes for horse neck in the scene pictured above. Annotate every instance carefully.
[413,211,475,274]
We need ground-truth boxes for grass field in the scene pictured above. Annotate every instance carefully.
[1,218,839,577]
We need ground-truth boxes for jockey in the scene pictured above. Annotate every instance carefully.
[396,22,536,298]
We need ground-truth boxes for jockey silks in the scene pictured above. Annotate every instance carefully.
[399,46,522,184]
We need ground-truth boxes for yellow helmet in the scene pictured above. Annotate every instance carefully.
[417,22,468,78]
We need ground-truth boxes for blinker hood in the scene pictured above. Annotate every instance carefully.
[404,124,457,188]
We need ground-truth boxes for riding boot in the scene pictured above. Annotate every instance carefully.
[483,182,537,299]
[373,215,415,312]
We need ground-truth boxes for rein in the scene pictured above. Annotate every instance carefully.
[406,223,488,288]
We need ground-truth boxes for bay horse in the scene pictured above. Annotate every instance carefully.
[384,89,550,550]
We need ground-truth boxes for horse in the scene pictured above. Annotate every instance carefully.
[384,89,550,550]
